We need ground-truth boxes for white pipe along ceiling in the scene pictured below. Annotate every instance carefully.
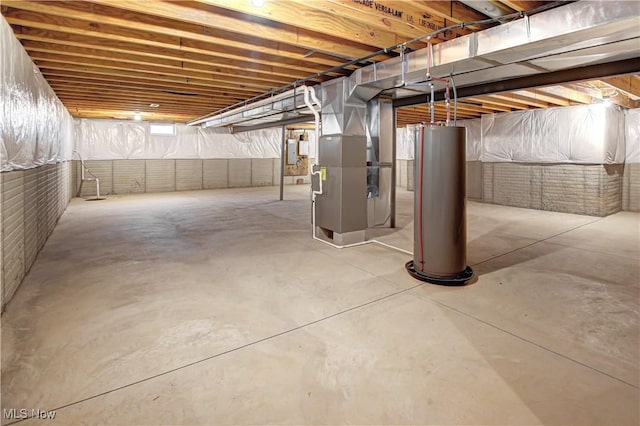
[191,0,640,131]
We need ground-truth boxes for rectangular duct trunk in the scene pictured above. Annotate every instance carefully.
[366,97,394,227]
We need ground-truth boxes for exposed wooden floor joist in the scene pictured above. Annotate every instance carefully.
[2,0,637,125]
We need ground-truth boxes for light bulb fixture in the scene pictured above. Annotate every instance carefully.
[149,103,160,108]
[603,98,611,108]
[134,111,142,121]
[251,0,265,7]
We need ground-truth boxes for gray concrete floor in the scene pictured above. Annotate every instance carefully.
[1,185,639,425]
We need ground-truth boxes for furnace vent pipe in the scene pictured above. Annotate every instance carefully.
[303,85,323,198]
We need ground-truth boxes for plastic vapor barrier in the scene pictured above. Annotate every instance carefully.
[72,105,629,164]
[398,104,625,164]
[396,125,417,160]
[75,120,293,160]
[457,118,482,161]
[625,109,640,163]
[481,104,624,163]
[1,16,73,172]
[397,121,481,161]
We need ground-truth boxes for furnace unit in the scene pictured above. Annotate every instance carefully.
[314,135,367,245]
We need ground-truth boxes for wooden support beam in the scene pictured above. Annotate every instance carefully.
[496,0,545,12]
[20,40,325,83]
[194,0,401,49]
[14,31,336,80]
[44,75,253,100]
[602,75,640,99]
[35,62,266,93]
[490,92,549,109]
[4,10,333,75]
[466,97,523,112]
[513,89,570,106]
[537,85,595,105]
[29,52,284,90]
[51,88,226,108]
[288,0,472,42]
[47,79,248,102]
[455,102,498,115]
[3,0,345,68]
[407,1,496,30]
[41,70,257,98]
[590,79,640,109]
[88,0,386,60]
[59,98,213,112]
[64,106,197,122]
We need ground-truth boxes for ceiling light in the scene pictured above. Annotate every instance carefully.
[149,103,160,108]
[251,0,265,7]
[603,98,611,107]
[134,111,142,121]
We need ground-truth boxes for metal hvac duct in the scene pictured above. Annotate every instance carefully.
[347,0,640,103]
[406,125,473,285]
[189,1,639,130]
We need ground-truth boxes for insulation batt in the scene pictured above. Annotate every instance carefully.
[396,104,629,164]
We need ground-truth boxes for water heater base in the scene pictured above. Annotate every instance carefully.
[405,261,473,286]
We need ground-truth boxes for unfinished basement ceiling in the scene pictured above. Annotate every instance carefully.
[1,0,639,126]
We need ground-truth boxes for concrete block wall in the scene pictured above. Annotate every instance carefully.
[467,161,482,201]
[396,160,409,192]
[482,163,623,216]
[1,162,72,310]
[395,160,415,192]
[1,171,24,311]
[74,159,313,196]
[203,160,228,189]
[113,160,145,194]
[176,160,203,191]
[623,163,640,212]
[398,160,625,216]
[251,159,275,187]
[146,160,176,193]
[228,159,252,188]
[79,160,112,197]
[602,165,623,216]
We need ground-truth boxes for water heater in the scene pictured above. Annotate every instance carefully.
[406,125,473,285]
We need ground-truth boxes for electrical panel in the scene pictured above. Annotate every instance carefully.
[287,139,297,165]
[284,131,309,177]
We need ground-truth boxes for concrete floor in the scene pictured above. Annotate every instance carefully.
[1,185,638,425]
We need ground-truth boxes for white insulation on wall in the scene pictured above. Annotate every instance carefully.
[625,108,640,163]
[397,104,626,164]
[75,120,320,160]
[482,104,624,163]
[458,118,483,161]
[0,16,73,172]
[396,125,417,160]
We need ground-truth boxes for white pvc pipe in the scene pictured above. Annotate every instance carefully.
[303,85,323,196]
[303,85,323,243]
[315,237,413,255]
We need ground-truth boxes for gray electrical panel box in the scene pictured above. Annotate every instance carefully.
[314,135,367,234]
[287,139,297,165]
